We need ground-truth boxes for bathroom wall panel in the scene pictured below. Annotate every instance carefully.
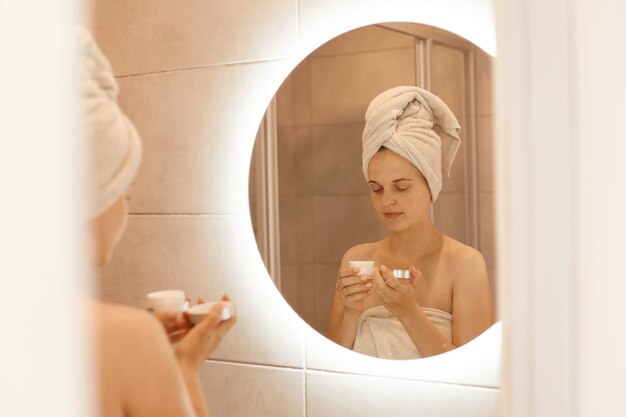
[309,48,415,125]
[475,51,493,117]
[430,43,467,118]
[314,263,338,333]
[276,60,311,129]
[433,192,468,242]
[306,370,498,417]
[312,194,387,264]
[115,59,297,215]
[92,0,299,76]
[310,123,367,195]
[99,214,305,368]
[201,361,305,417]
[298,0,496,57]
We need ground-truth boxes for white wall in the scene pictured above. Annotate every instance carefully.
[0,1,91,417]
[497,0,626,416]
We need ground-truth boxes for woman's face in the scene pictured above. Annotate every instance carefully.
[367,149,432,232]
[91,195,129,266]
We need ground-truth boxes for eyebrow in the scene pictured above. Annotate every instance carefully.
[368,178,414,185]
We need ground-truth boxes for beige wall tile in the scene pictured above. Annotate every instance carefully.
[278,195,315,264]
[202,361,304,417]
[277,60,311,128]
[92,0,299,76]
[430,42,466,119]
[311,123,369,195]
[306,370,498,417]
[278,196,298,264]
[433,193,468,244]
[98,214,304,367]
[314,263,338,334]
[272,126,315,200]
[115,59,296,215]
[313,195,388,264]
[309,48,416,125]
[295,263,317,328]
[312,25,414,57]
[477,116,494,192]
[280,263,299,312]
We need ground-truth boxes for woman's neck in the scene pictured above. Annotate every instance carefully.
[386,220,442,263]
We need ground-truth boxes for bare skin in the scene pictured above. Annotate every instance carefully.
[90,195,236,417]
[327,149,493,358]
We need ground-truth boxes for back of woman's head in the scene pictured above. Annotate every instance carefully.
[75,27,142,219]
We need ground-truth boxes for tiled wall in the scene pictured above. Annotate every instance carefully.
[91,1,499,416]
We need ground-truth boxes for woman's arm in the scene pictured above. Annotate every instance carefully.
[100,307,198,417]
[373,254,493,358]
[449,250,494,346]
[327,250,373,348]
[327,291,362,349]
[174,298,237,417]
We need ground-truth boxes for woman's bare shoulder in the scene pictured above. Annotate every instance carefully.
[94,301,162,337]
[93,301,170,362]
[441,236,487,279]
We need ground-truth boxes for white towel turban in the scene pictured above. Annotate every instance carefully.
[75,27,142,219]
[362,86,461,202]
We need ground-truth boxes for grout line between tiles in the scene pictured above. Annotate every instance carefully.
[304,367,500,390]
[116,56,299,79]
[203,358,303,371]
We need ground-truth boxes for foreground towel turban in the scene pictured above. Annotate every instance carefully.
[362,86,461,202]
[75,27,142,219]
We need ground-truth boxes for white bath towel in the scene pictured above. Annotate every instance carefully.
[352,305,452,359]
[362,86,461,202]
[74,27,142,219]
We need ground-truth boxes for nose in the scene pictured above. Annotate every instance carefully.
[381,192,396,207]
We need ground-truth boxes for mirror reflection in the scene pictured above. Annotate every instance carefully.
[249,22,496,359]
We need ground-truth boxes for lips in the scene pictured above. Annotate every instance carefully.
[384,212,403,219]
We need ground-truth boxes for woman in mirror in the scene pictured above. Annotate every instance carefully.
[77,27,235,417]
[327,86,494,359]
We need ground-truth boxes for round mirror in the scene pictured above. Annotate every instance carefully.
[249,22,496,359]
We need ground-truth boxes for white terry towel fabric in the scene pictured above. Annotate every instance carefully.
[352,305,452,360]
[362,86,461,202]
[74,26,142,219]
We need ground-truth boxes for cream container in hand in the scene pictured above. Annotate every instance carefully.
[146,290,186,313]
[392,269,411,279]
[348,261,375,277]
[187,301,233,324]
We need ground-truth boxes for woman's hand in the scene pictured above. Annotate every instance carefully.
[174,294,237,371]
[153,298,204,344]
[335,267,373,315]
[372,265,422,319]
